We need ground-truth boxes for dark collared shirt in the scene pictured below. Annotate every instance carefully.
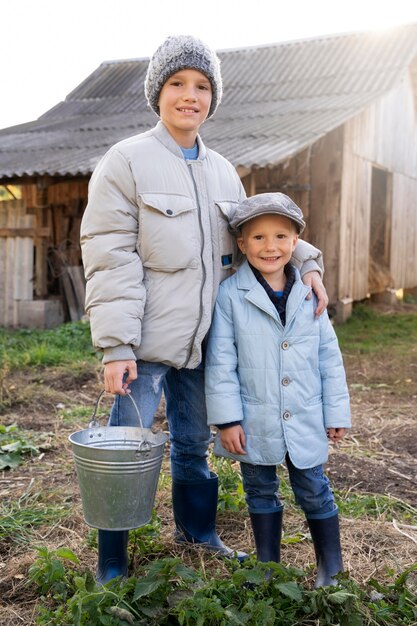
[249,262,296,325]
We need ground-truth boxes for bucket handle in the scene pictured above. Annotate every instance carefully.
[89,390,152,454]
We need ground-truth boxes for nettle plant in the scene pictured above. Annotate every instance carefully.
[210,454,246,512]
[29,541,417,626]
[0,423,39,469]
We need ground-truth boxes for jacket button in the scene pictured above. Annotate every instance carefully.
[166,209,173,215]
[281,341,289,350]
[283,411,291,421]
[282,377,291,386]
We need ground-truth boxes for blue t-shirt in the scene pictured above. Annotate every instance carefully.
[180,144,199,160]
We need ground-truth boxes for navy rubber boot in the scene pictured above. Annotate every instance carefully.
[307,514,343,587]
[96,530,129,585]
[172,472,247,562]
[249,510,283,563]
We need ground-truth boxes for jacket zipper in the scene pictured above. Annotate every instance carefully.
[185,161,206,365]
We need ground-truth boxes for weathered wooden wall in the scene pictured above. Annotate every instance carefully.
[0,200,34,326]
[0,180,88,327]
[340,68,417,300]
[308,127,344,305]
[22,179,88,266]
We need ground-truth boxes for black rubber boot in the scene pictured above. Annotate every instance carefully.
[307,514,343,587]
[172,472,247,562]
[249,510,283,562]
[96,530,129,585]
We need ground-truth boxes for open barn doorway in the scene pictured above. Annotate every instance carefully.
[368,167,393,293]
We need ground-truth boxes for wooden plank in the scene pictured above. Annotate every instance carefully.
[5,202,18,325]
[0,203,8,325]
[67,266,86,317]
[15,209,34,302]
[60,269,79,321]
[0,200,35,326]
[0,227,50,237]
[310,127,344,304]
[34,207,49,297]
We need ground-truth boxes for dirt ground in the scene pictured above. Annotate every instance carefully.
[1,301,417,625]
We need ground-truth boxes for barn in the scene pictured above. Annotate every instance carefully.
[1,23,416,327]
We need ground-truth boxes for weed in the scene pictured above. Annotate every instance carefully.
[32,554,417,625]
[84,512,166,560]
[34,556,200,625]
[28,546,80,598]
[157,471,171,490]
[366,564,417,625]
[0,484,71,545]
[210,455,246,511]
[0,422,39,469]
[130,512,166,558]
[337,491,417,524]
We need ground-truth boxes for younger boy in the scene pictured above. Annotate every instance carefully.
[205,193,351,587]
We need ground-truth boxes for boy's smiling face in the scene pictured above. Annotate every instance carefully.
[158,69,212,148]
[237,214,299,287]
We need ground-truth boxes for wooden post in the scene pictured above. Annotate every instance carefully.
[34,179,51,298]
[334,297,353,323]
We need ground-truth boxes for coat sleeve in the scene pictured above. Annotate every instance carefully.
[318,311,351,428]
[80,147,146,363]
[205,285,244,425]
[291,239,324,277]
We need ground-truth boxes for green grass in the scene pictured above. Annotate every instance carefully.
[0,487,71,545]
[337,491,417,524]
[58,405,108,425]
[0,320,99,370]
[335,302,417,354]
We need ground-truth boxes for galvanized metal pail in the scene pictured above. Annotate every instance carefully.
[69,391,168,531]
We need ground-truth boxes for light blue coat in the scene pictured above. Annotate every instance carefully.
[205,260,351,469]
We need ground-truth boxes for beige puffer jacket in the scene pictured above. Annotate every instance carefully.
[81,122,323,369]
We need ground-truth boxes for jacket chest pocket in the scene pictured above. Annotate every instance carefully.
[138,193,199,271]
[215,201,239,271]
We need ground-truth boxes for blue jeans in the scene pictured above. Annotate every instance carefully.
[109,360,212,482]
[240,454,337,519]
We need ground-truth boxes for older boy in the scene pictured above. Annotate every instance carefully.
[205,193,351,587]
[81,37,328,583]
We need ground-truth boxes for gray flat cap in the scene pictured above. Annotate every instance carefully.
[229,192,306,234]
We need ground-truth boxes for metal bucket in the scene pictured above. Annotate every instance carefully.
[69,392,168,531]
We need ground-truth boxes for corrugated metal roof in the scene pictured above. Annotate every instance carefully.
[1,24,416,178]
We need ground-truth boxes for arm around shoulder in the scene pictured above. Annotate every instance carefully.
[291,239,324,277]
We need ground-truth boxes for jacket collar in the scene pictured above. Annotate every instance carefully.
[236,260,311,326]
[153,121,207,160]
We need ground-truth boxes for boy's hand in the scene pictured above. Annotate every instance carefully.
[219,425,246,455]
[302,270,329,318]
[104,360,137,395]
[327,427,347,443]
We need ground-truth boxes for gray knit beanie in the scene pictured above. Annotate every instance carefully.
[144,35,223,119]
